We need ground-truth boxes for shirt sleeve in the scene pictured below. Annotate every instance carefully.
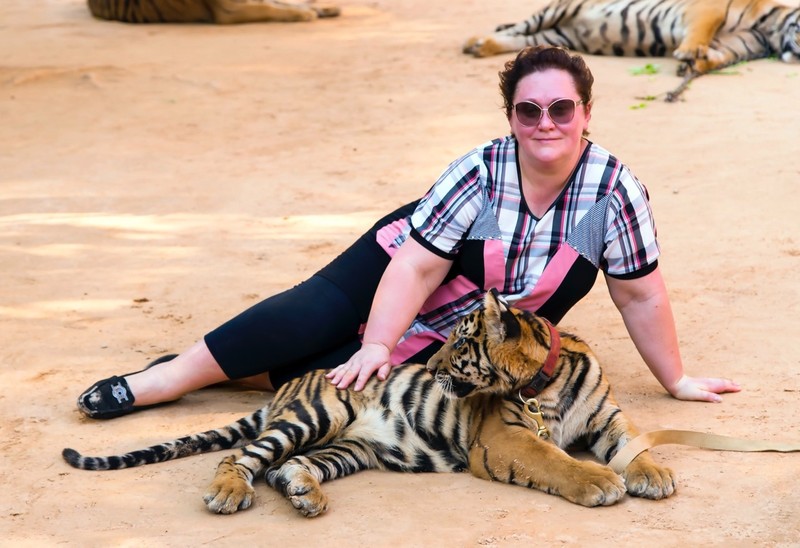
[602,167,660,278]
[410,150,485,258]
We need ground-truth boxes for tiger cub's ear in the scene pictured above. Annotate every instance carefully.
[484,289,521,341]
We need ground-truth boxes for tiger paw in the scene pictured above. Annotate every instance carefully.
[558,460,627,507]
[462,36,509,57]
[623,456,676,500]
[269,463,328,517]
[203,456,255,514]
[674,44,709,63]
[673,45,727,74]
[286,478,328,517]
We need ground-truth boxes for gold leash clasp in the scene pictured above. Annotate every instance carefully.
[519,393,550,440]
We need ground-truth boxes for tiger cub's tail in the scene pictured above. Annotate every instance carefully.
[62,406,270,470]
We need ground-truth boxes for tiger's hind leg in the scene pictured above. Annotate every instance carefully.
[204,372,359,514]
[677,30,770,75]
[265,440,378,517]
[204,437,337,514]
[463,29,577,58]
[462,0,580,58]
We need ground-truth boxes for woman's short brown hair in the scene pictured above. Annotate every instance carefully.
[498,45,594,118]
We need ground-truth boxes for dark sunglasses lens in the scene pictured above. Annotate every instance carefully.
[548,100,576,124]
[516,102,542,126]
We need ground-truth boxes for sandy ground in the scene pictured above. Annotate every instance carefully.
[2,0,800,545]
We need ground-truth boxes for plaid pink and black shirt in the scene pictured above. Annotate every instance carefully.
[376,135,660,363]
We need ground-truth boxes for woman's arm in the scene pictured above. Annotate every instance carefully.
[326,237,453,391]
[606,267,740,402]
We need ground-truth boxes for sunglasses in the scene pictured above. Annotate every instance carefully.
[514,98,584,127]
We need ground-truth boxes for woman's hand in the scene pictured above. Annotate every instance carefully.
[326,238,452,392]
[606,270,741,404]
[326,342,393,391]
[668,374,741,403]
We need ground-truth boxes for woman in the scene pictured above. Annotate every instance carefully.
[78,45,739,420]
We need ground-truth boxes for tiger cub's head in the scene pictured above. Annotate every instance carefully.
[426,290,555,398]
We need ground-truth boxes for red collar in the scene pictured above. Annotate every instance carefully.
[519,319,560,398]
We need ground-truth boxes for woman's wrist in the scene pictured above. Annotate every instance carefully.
[361,340,393,353]
[664,374,687,396]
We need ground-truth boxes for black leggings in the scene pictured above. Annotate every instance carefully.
[203,201,441,388]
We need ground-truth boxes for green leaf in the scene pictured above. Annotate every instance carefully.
[629,63,660,76]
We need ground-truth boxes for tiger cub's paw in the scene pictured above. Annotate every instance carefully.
[623,456,676,500]
[559,460,627,507]
[268,463,328,517]
[203,455,255,514]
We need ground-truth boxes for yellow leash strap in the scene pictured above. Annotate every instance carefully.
[608,429,800,475]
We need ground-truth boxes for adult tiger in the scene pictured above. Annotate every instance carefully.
[464,0,800,74]
[86,0,340,24]
[62,291,675,516]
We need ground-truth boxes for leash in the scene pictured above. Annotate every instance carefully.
[608,430,800,474]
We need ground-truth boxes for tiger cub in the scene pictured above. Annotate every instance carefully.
[87,0,340,24]
[464,0,800,74]
[62,290,675,516]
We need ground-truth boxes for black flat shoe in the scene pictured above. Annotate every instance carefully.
[76,354,178,420]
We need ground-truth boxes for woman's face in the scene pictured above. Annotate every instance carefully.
[509,69,591,169]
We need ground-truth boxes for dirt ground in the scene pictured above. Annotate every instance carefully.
[1,0,799,545]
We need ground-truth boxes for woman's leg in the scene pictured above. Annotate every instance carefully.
[77,201,418,418]
[78,274,366,417]
[122,340,230,406]
[201,200,418,384]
